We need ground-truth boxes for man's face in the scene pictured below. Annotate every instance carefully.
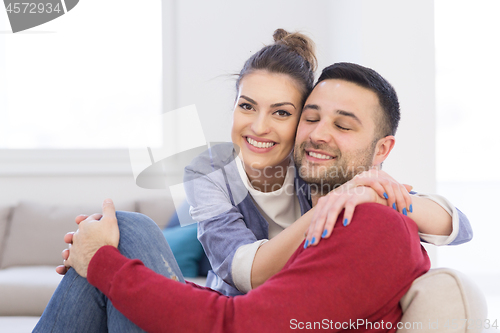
[294,79,383,193]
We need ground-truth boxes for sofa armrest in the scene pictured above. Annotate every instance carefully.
[399,268,488,333]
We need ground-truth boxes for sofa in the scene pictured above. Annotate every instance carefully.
[0,198,490,332]
[0,197,208,317]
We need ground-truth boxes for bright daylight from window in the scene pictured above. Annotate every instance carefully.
[435,0,500,318]
[0,0,162,149]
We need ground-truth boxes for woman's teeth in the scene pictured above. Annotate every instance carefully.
[246,137,275,148]
[308,152,333,160]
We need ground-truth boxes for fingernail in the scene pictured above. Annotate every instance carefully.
[403,207,407,216]
[322,229,328,238]
[409,204,413,213]
[343,218,348,226]
[392,203,397,210]
[304,239,309,249]
[311,237,316,245]
[383,192,389,199]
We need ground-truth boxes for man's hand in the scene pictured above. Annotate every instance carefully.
[63,199,120,278]
[305,170,412,248]
[56,214,94,275]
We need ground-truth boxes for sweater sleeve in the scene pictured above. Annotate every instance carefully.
[87,203,430,333]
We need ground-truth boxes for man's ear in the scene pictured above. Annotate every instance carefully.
[372,135,395,166]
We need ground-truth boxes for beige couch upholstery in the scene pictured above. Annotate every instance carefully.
[0,200,489,330]
[0,199,168,316]
[400,268,488,332]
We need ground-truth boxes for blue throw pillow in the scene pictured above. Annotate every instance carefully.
[162,223,204,277]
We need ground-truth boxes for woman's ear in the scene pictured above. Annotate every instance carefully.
[372,135,395,166]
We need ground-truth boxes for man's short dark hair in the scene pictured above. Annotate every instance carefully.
[316,62,400,138]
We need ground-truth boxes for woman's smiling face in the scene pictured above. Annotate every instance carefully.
[231,70,303,171]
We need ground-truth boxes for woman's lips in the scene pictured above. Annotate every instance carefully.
[243,136,277,153]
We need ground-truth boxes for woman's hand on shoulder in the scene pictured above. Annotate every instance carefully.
[304,170,412,248]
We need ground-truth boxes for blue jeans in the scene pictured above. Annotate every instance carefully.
[33,211,185,333]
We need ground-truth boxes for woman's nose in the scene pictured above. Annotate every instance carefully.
[250,114,270,136]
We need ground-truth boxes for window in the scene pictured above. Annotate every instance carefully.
[0,0,162,149]
[435,0,500,318]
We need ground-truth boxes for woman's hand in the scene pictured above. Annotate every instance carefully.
[305,170,412,248]
[349,170,413,215]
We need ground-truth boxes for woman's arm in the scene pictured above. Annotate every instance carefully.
[305,170,471,247]
[250,208,313,289]
[251,185,386,289]
[407,195,452,235]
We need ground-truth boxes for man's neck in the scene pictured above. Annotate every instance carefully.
[310,188,326,207]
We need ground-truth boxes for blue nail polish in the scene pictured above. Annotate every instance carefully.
[392,203,397,210]
[311,237,316,245]
[322,229,328,238]
[343,218,348,226]
[409,204,413,213]
[383,192,389,199]
[304,239,309,249]
[403,207,407,216]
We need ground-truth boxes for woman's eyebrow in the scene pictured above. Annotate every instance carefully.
[239,95,257,105]
[240,95,296,109]
[271,102,296,109]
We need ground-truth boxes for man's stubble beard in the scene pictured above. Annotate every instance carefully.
[294,140,377,196]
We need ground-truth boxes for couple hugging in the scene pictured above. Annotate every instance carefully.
[34,29,472,332]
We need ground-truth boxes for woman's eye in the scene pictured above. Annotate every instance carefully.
[275,110,291,117]
[239,103,254,111]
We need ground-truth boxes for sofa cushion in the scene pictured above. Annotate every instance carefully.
[136,196,178,230]
[163,224,203,277]
[399,268,488,333]
[0,201,134,268]
[0,266,63,316]
[0,205,13,261]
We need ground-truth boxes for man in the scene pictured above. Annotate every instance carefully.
[34,63,471,332]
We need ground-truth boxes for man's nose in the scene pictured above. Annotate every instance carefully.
[309,121,332,144]
[251,113,270,136]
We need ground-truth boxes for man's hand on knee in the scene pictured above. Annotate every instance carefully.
[65,199,120,278]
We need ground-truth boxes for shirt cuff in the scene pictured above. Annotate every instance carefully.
[413,192,459,246]
[231,240,268,293]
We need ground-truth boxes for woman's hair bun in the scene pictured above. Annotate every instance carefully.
[273,28,317,71]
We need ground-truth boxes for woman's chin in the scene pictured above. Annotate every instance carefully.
[243,155,291,171]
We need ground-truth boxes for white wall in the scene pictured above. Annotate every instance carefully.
[326,0,436,193]
[1,0,437,213]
